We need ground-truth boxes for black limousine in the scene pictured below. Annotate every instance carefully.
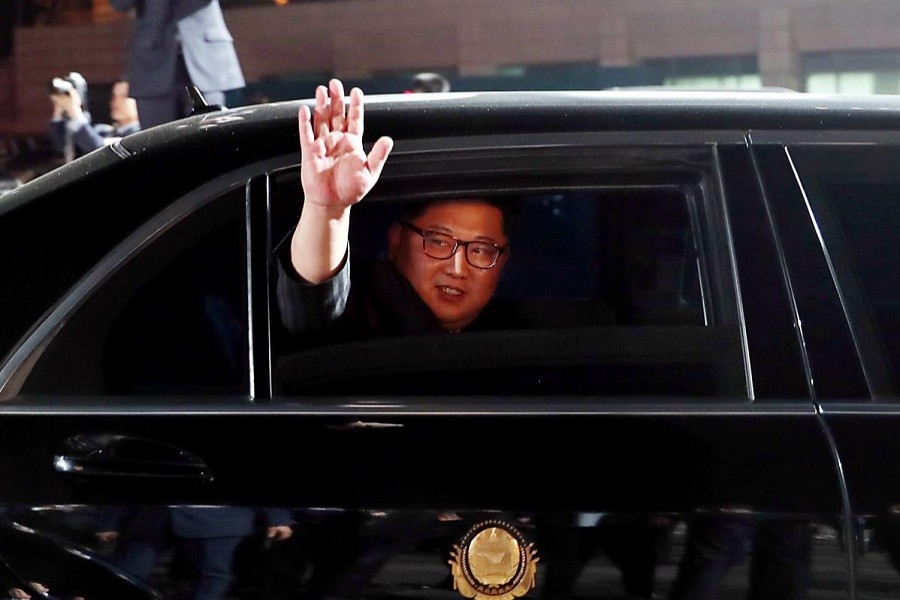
[1,87,899,599]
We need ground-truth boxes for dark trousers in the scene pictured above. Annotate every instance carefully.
[538,512,673,599]
[669,516,812,600]
[116,535,244,600]
[135,54,227,128]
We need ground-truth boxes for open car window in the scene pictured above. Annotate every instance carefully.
[268,145,746,399]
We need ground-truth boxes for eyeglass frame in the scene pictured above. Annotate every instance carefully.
[400,221,508,269]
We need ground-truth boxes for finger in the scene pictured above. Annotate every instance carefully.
[297,105,315,152]
[347,87,364,136]
[329,78,346,131]
[366,136,394,180]
[313,84,328,138]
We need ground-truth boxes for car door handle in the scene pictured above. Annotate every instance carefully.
[327,420,405,430]
[53,434,213,482]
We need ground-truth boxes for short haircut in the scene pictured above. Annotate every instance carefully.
[398,197,518,239]
[411,72,451,93]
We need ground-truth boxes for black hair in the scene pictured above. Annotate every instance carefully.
[398,197,519,239]
[410,72,451,93]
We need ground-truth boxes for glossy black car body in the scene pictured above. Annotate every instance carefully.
[2,89,900,599]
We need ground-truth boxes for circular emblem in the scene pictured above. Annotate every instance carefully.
[449,519,539,600]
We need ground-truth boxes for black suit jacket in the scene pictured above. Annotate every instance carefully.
[110,0,245,98]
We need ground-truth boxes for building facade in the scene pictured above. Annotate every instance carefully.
[3,0,900,142]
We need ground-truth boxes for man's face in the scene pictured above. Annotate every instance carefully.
[389,200,508,331]
[110,81,138,124]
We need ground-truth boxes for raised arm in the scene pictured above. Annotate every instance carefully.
[289,79,393,283]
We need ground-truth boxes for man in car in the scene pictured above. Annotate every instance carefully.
[276,78,511,339]
[274,78,513,598]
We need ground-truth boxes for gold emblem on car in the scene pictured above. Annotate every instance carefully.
[449,519,539,599]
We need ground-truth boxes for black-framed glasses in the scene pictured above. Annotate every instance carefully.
[401,221,507,269]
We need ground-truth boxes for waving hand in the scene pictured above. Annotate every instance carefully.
[298,79,393,210]
[291,79,393,283]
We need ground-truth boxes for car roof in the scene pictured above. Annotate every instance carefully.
[118,89,900,155]
[356,89,900,134]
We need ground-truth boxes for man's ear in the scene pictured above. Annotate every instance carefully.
[387,222,403,261]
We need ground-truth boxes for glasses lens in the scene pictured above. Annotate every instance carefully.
[467,242,501,269]
[422,232,457,259]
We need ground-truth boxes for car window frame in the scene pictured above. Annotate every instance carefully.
[267,133,754,403]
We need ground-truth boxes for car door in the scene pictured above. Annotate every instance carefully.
[0,166,264,598]
[0,129,849,600]
[261,133,849,599]
[762,139,900,600]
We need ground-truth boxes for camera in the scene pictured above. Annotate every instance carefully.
[49,77,75,95]
[48,72,88,100]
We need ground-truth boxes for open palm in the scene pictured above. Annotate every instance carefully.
[298,79,392,209]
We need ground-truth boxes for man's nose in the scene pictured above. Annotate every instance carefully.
[447,248,469,275]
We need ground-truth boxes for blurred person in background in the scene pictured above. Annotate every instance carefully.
[110,0,246,128]
[1,148,64,192]
[49,76,141,162]
[408,72,451,93]
[96,506,292,600]
[46,71,90,162]
[0,169,16,195]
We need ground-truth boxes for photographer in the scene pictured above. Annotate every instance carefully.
[49,74,141,162]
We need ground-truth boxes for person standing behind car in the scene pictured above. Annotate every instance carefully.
[109,0,246,128]
[49,77,141,161]
[407,72,451,93]
[96,506,293,600]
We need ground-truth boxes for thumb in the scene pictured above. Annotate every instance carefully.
[366,136,394,180]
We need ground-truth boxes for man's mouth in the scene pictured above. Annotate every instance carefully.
[438,285,463,296]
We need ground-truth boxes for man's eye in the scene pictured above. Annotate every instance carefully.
[428,236,452,248]
[471,244,496,256]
